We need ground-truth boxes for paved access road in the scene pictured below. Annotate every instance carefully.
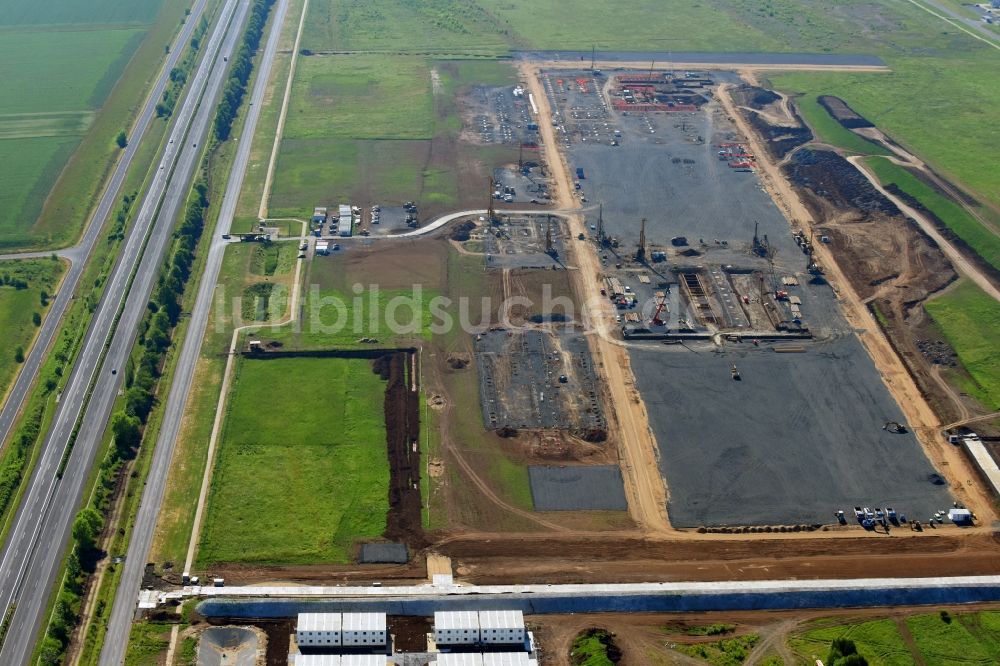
[0,1,248,663]
[0,0,210,451]
[98,0,289,662]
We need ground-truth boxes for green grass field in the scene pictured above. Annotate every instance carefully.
[790,611,1000,665]
[864,156,1000,273]
[301,0,510,53]
[268,53,515,218]
[925,280,1000,410]
[197,356,390,564]
[0,257,65,399]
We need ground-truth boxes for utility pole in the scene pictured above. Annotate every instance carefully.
[518,142,523,171]
[487,176,496,224]
[590,44,596,71]
[636,217,647,262]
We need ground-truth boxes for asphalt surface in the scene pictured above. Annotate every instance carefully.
[0,1,247,663]
[98,1,289,663]
[0,0,211,451]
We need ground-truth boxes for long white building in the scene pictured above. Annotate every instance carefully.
[297,613,342,647]
[342,612,387,647]
[295,612,387,648]
[479,610,524,645]
[434,611,480,645]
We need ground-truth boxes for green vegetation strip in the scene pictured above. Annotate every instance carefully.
[570,628,619,666]
[864,156,1000,274]
[925,281,1000,410]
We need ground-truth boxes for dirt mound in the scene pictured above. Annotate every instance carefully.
[446,353,469,369]
[786,149,899,218]
[818,95,875,129]
[450,220,477,241]
[745,110,811,159]
[381,352,427,550]
[731,85,780,109]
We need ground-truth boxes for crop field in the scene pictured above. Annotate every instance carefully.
[790,611,1000,665]
[864,156,1000,273]
[0,0,169,248]
[0,258,64,398]
[0,0,162,26]
[197,356,390,565]
[925,281,1000,410]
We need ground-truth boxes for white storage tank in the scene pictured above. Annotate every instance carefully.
[296,613,342,647]
[434,610,480,645]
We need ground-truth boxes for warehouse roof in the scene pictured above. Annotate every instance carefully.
[435,654,483,666]
[297,613,341,632]
[342,612,386,632]
[435,610,480,630]
[340,656,388,666]
[482,653,532,666]
[478,610,524,629]
[295,655,341,665]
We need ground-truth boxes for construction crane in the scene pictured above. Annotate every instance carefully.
[635,217,647,262]
[751,221,770,258]
[651,294,668,327]
[486,176,496,224]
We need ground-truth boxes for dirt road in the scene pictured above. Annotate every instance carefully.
[520,62,672,534]
[848,155,1000,303]
[716,83,995,524]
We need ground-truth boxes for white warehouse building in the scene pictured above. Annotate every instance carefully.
[297,613,342,647]
[295,612,387,649]
[433,654,535,666]
[294,657,388,666]
[342,612,387,647]
[434,611,480,645]
[478,610,525,645]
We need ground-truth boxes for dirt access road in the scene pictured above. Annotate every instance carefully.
[716,82,995,524]
[519,62,671,534]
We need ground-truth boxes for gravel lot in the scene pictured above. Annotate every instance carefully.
[632,337,952,526]
[529,465,628,511]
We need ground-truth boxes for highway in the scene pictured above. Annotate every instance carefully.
[0,1,249,663]
[0,0,210,450]
[99,0,289,662]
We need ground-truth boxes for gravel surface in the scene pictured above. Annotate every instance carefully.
[529,465,628,511]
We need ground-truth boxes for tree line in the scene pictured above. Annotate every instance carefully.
[213,0,276,141]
